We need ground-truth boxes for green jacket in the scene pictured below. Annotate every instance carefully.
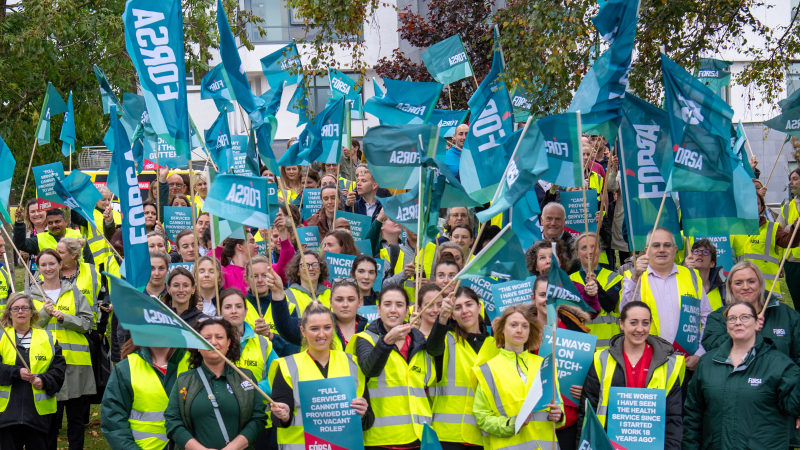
[165,363,266,450]
[683,335,800,450]
[100,347,187,450]
[702,298,800,365]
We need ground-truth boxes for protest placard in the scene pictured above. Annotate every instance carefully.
[325,252,387,291]
[230,135,255,175]
[297,226,321,252]
[353,239,372,256]
[302,188,322,220]
[539,327,598,406]
[561,189,597,237]
[489,278,534,321]
[606,387,666,450]
[673,295,701,356]
[337,211,371,240]
[695,235,734,275]
[298,376,365,450]
[163,206,193,241]
[357,305,379,322]
[33,162,66,209]
[459,276,500,316]
[169,262,194,274]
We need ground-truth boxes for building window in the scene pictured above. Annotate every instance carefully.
[307,72,362,115]
[788,62,800,98]
[245,0,361,43]
[186,67,197,86]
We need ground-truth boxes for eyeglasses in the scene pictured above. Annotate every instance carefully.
[692,249,712,256]
[450,213,469,219]
[168,182,184,188]
[9,307,31,313]
[726,314,754,324]
[306,262,320,269]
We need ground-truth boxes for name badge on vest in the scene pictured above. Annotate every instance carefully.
[673,295,701,356]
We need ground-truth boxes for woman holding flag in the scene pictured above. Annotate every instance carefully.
[577,301,685,450]
[308,183,345,240]
[683,301,800,450]
[472,305,563,450]
[279,165,303,202]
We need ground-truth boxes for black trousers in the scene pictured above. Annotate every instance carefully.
[48,395,91,450]
[556,422,577,450]
[0,423,50,449]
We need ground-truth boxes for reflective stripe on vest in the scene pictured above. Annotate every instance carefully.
[782,201,800,259]
[37,285,91,366]
[0,268,9,309]
[128,353,169,450]
[0,327,56,415]
[284,287,331,318]
[638,266,700,339]
[238,334,272,383]
[738,221,783,293]
[571,269,622,347]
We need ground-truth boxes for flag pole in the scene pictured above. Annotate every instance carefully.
[576,112,590,276]
[447,85,453,110]
[333,162,342,229]
[415,136,425,303]
[69,146,72,172]
[761,219,800,315]
[633,192,668,301]
[19,139,38,207]
[766,137,789,188]
[206,168,222,312]
[590,145,615,271]
[276,176,317,302]
[0,226,49,303]
[549,240,558,450]
[243,225,263,318]
[3,252,14,294]
[155,149,162,223]
[189,162,201,287]
[618,122,642,277]
[0,327,29,371]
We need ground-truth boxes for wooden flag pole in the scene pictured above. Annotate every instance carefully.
[766,137,789,188]
[332,163,343,229]
[447,85,454,111]
[3,252,14,294]
[69,146,72,172]
[590,146,615,271]
[205,168,222,313]
[0,226,48,303]
[551,324,557,450]
[244,225,263,318]
[632,192,668,301]
[761,219,800,315]
[276,176,317,302]
[0,327,29,371]
[19,139,38,207]
[155,150,162,222]
[189,163,201,279]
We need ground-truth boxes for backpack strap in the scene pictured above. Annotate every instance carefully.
[388,244,401,277]
[196,368,231,444]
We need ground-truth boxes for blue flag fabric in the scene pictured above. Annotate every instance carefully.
[372,77,385,97]
[105,105,130,197]
[249,84,284,128]
[123,2,191,161]
[362,124,441,190]
[200,63,237,112]
[255,116,280,174]
[60,91,77,157]
[205,108,234,173]
[733,121,756,178]
[260,42,302,89]
[460,35,515,203]
[216,0,258,114]
[52,171,103,230]
[315,96,346,164]
[427,109,468,138]
[203,174,272,229]
[35,82,68,145]
[120,92,147,142]
[278,127,316,167]
[93,65,124,115]
[364,78,442,125]
[289,75,313,126]
[546,255,595,324]
[421,34,474,85]
[456,224,528,282]
[0,135,16,223]
[328,68,363,120]
[421,423,444,450]
[661,54,734,192]
[534,112,584,187]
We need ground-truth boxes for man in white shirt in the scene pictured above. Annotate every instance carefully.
[345,170,383,222]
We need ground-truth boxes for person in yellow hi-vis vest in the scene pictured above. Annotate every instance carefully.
[271,302,372,448]
[577,302,685,450]
[13,208,90,263]
[28,249,95,450]
[79,186,122,262]
[472,305,564,450]
[779,168,800,308]
[100,342,188,450]
[0,293,66,449]
[734,193,800,297]
[382,226,436,302]
[683,238,727,310]
[346,285,435,448]
[621,227,713,381]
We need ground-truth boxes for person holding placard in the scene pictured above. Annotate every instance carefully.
[322,230,362,258]
[271,301,372,448]
[346,285,434,448]
[425,286,493,449]
[220,231,259,295]
[0,293,65,450]
[569,233,623,349]
[174,229,196,263]
[351,255,380,305]
[283,250,332,314]
[683,238,727,310]
[165,318,268,450]
[142,201,166,236]
[683,301,800,450]
[169,195,190,207]
[290,168,320,208]
[307,184,344,240]
[577,301,685,450]
[413,283,443,338]
[382,226,437,300]
[472,305,564,450]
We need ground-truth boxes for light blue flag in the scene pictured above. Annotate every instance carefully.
[456,224,528,282]
[567,0,639,141]
[249,83,284,127]
[289,74,313,126]
[0,135,16,223]
[362,124,441,189]
[255,116,280,174]
[328,67,363,119]
[427,109,468,138]
[372,77,384,97]
[203,174,271,229]
[52,171,103,230]
[216,0,259,114]
[60,91,77,157]
[278,127,316,167]
[420,34,474,85]
[733,121,756,178]
[34,82,68,145]
[460,34,515,204]
[200,63,237,112]
[315,96,346,164]
[105,105,129,197]
[512,193,542,250]
[123,1,191,161]
[260,42,302,89]
[364,78,442,125]
[120,92,147,142]
[534,112,584,187]
[205,108,233,173]
[93,65,124,115]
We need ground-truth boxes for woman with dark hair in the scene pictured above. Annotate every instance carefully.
[271,302,372,449]
[779,167,800,308]
[346,285,433,448]
[683,301,800,450]
[19,199,46,281]
[220,231,259,295]
[170,195,190,207]
[578,301,685,450]
[290,168,321,208]
[162,267,206,327]
[351,254,379,305]
[471,305,563,450]
[245,255,300,357]
[322,229,361,257]
[0,293,65,449]
[165,318,267,450]
[307,184,345,240]
[174,229,196,263]
[433,258,460,298]
[474,225,501,253]
[283,250,332,315]
[684,238,726,310]
[426,286,494,449]
[525,239,568,277]
[413,283,443,338]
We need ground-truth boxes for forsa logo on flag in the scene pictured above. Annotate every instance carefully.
[698,70,719,77]
[321,123,339,137]
[632,124,666,199]
[512,95,532,109]
[331,77,350,95]
[395,103,427,116]
[216,133,229,149]
[130,9,181,101]
[225,183,262,207]
[677,94,704,125]
[208,79,224,92]
[673,145,703,170]
[448,52,467,66]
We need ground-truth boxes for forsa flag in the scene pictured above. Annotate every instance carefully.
[420,34,474,85]
[203,174,272,230]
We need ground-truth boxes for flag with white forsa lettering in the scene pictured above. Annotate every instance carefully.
[202,174,272,230]
[123,0,190,162]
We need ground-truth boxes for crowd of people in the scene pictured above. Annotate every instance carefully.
[0,134,798,450]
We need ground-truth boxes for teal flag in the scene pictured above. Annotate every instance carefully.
[578,399,616,450]
[203,174,271,229]
[567,0,639,141]
[120,92,147,143]
[733,121,756,178]
[245,128,261,175]
[205,108,233,173]
[59,91,76,157]
[510,83,534,123]
[535,112,584,187]
[661,54,734,192]
[456,224,527,282]
[427,109,468,138]
[420,34,474,85]
[288,74,313,125]
[200,63,236,112]
[421,423,443,450]
[216,0,259,114]
[278,127,316,167]
[764,105,800,138]
[475,118,547,223]
[123,1,191,160]
[52,171,103,230]
[512,193,543,249]
[780,87,800,112]
[364,78,442,125]
[255,115,280,174]
[328,68,363,119]
[696,58,733,94]
[105,105,130,197]
[362,124,440,189]
[105,273,213,349]
[249,83,283,128]
[618,95,682,251]
[260,42,301,89]
[93,65,123,115]
[372,77,384,97]
[546,255,595,325]
[0,135,16,223]
[315,96,347,164]
[35,82,68,145]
